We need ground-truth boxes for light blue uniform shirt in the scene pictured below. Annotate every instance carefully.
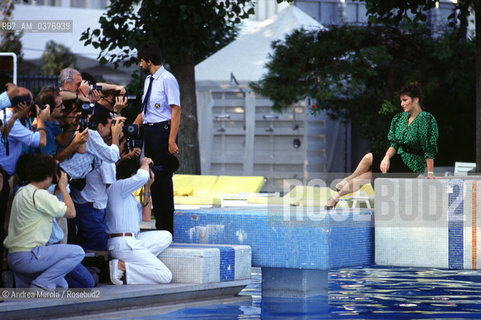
[106,169,149,235]
[142,66,181,124]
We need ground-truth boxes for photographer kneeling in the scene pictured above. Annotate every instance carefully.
[106,157,172,285]
[3,154,84,289]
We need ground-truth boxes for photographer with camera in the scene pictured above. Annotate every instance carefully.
[53,91,89,163]
[59,68,126,105]
[97,88,128,115]
[3,154,85,289]
[0,87,49,206]
[96,88,141,160]
[61,105,122,252]
[106,156,172,285]
[26,85,68,156]
[0,85,32,286]
[0,84,29,141]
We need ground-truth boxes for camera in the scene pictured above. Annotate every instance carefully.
[89,84,103,93]
[78,102,95,131]
[36,103,48,110]
[123,124,139,136]
[52,167,63,185]
[11,95,32,107]
[114,121,141,152]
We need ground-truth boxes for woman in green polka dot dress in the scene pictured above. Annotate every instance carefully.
[325,82,439,209]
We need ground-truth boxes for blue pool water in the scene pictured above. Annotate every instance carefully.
[125,267,481,319]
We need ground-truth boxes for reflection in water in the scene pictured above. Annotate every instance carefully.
[329,266,481,319]
[131,267,481,319]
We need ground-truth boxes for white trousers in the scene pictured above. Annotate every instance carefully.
[108,231,172,284]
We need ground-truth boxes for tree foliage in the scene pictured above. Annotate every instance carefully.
[358,0,472,27]
[356,0,480,168]
[0,0,23,63]
[81,0,255,174]
[39,40,77,76]
[80,0,254,68]
[251,25,475,164]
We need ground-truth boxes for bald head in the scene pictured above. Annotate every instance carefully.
[11,87,34,118]
[18,87,33,101]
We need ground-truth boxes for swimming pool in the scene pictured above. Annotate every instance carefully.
[91,266,481,319]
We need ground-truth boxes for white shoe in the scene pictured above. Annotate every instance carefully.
[109,259,124,285]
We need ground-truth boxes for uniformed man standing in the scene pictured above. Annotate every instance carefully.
[134,42,180,233]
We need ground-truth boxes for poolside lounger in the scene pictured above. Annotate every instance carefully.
[173,174,265,208]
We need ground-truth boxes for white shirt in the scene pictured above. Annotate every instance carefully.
[106,169,149,234]
[142,66,181,124]
[71,161,116,209]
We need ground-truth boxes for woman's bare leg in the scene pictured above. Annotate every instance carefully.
[326,172,372,207]
[336,153,374,190]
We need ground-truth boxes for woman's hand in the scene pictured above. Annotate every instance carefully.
[380,156,390,174]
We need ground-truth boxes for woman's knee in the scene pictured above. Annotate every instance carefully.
[362,153,373,166]
[68,245,86,263]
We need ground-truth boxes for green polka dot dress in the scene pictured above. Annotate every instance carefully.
[387,111,439,174]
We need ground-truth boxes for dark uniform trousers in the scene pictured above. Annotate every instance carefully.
[143,121,175,233]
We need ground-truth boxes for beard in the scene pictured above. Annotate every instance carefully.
[142,65,151,74]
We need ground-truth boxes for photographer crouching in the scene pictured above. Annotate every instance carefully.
[106,156,172,285]
[4,154,84,289]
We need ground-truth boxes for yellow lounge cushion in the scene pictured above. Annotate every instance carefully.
[175,186,194,196]
[340,183,374,199]
[208,176,265,199]
[173,174,218,198]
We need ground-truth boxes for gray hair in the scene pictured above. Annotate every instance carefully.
[58,68,81,88]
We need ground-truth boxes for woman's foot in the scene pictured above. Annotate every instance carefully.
[335,179,349,191]
[324,198,339,210]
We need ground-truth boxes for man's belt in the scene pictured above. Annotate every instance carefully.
[144,120,170,126]
[108,232,134,239]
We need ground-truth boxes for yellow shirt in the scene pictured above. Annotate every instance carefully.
[4,184,66,253]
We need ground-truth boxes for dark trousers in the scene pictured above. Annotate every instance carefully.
[74,202,108,251]
[143,122,175,233]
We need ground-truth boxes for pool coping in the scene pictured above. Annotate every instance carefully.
[0,280,251,319]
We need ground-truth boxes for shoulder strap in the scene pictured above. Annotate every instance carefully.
[32,189,38,208]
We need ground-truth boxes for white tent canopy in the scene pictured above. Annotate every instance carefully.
[195,5,324,84]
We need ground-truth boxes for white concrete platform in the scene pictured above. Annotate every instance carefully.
[160,243,251,284]
[375,178,481,269]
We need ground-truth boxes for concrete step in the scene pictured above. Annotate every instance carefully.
[160,243,252,284]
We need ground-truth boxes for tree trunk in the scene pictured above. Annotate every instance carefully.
[173,52,201,174]
[476,7,481,172]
